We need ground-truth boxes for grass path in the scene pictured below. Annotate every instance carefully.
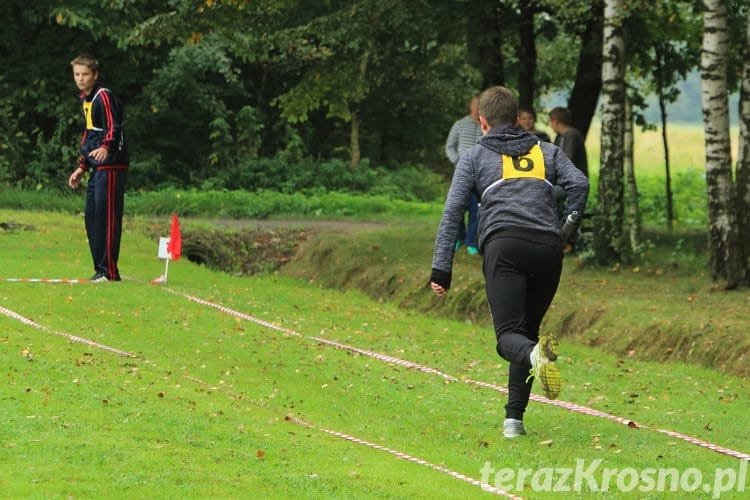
[1,209,749,498]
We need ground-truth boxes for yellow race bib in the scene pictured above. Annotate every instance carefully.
[501,144,545,181]
[83,100,94,130]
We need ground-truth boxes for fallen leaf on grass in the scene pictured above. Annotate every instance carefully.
[538,439,553,446]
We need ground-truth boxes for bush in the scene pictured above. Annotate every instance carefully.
[192,156,445,202]
[123,189,439,220]
[636,169,706,226]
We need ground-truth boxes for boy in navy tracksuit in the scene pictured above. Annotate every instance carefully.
[68,54,128,282]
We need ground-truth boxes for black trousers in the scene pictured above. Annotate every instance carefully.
[482,234,563,420]
[85,168,127,280]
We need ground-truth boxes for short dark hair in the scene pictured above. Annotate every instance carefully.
[478,86,518,128]
[518,107,538,119]
[70,54,99,72]
[549,107,571,126]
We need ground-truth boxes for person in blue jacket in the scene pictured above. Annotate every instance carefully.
[430,86,589,439]
[68,54,128,282]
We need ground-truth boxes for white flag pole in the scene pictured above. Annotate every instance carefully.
[164,256,170,283]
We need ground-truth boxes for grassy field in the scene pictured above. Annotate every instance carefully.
[1,209,749,498]
[583,122,740,177]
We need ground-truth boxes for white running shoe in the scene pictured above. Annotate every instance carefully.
[503,418,526,439]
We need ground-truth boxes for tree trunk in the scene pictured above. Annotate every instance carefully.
[567,1,604,138]
[624,96,641,252]
[594,0,627,264]
[349,48,371,170]
[350,109,361,170]
[466,0,505,87]
[701,0,741,288]
[735,7,750,284]
[654,44,674,230]
[517,0,537,109]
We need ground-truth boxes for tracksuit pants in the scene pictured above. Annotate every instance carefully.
[457,192,480,248]
[482,233,563,420]
[85,167,127,280]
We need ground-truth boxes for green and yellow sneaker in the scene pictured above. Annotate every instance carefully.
[527,335,561,399]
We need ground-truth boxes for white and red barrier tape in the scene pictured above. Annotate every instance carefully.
[5,277,749,464]
[0,305,137,358]
[183,374,521,499]
[6,278,88,284]
[0,298,511,497]
[170,289,750,463]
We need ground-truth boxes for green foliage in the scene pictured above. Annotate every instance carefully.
[0,93,27,186]
[622,0,702,128]
[0,187,441,221]
[0,0,747,245]
[128,36,242,182]
[636,168,707,226]
[1,161,710,228]
[126,189,440,219]
[157,156,447,201]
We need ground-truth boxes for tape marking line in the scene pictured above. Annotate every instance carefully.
[0,293,520,497]
[11,276,746,462]
[183,375,521,499]
[6,278,89,284]
[166,287,750,463]
[0,305,137,358]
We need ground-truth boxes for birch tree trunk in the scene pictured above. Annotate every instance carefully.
[735,6,750,283]
[701,0,741,288]
[594,0,627,264]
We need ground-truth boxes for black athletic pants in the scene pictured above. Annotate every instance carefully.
[482,234,563,420]
[85,167,127,280]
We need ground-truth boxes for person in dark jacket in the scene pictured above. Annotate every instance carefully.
[430,86,589,439]
[549,107,588,177]
[68,54,128,282]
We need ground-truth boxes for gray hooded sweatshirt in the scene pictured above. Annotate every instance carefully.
[431,124,590,289]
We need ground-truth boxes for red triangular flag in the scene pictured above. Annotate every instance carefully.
[166,213,182,261]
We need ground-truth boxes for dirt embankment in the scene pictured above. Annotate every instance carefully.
[170,219,386,276]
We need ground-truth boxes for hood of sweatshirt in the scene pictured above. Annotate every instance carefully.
[478,123,540,157]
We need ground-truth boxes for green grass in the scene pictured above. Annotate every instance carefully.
[585,122,740,177]
[282,219,750,379]
[1,209,749,498]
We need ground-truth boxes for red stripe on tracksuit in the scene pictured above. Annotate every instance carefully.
[98,91,116,149]
[85,166,126,280]
[107,170,115,278]
[77,82,128,279]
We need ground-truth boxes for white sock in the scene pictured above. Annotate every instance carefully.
[529,343,539,365]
